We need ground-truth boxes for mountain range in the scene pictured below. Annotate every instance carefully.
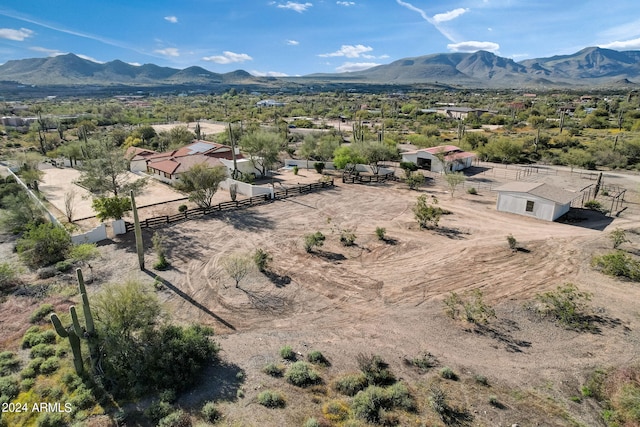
[1,47,639,90]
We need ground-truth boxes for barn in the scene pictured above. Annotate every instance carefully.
[401,145,474,173]
[495,182,578,222]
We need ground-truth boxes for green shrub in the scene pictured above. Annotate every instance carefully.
[253,248,272,272]
[375,227,386,241]
[406,170,425,190]
[429,386,449,418]
[584,200,606,212]
[20,365,37,379]
[280,345,296,360]
[178,204,188,213]
[29,303,55,323]
[405,352,438,371]
[413,194,443,228]
[313,162,325,174]
[285,361,320,387]
[534,283,594,330]
[159,389,177,403]
[144,400,174,424]
[67,384,96,410]
[61,372,83,391]
[307,350,330,366]
[334,372,368,396]
[474,374,489,386]
[16,223,72,268]
[356,353,395,386]
[292,165,299,175]
[507,234,518,252]
[55,260,72,273]
[262,362,285,377]
[20,377,35,391]
[158,409,191,427]
[0,262,19,292]
[304,231,325,253]
[352,386,388,422]
[303,417,321,427]
[0,376,19,404]
[339,229,356,247]
[467,187,478,195]
[592,251,640,281]
[257,390,285,408]
[35,411,66,427]
[22,326,56,348]
[201,401,221,423]
[39,357,60,375]
[386,382,415,411]
[439,366,458,380]
[30,343,56,359]
[322,399,350,422]
[0,351,20,376]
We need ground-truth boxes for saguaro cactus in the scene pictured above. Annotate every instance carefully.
[50,268,98,375]
[131,190,145,270]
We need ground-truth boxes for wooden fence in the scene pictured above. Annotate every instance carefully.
[342,172,398,184]
[125,179,335,232]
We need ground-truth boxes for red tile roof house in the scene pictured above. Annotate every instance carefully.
[401,145,475,173]
[126,140,251,185]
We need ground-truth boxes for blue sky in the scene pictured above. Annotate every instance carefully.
[1,1,640,76]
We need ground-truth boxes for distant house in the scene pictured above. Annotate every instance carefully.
[126,140,261,184]
[495,182,578,222]
[434,107,489,120]
[401,145,475,173]
[256,99,285,107]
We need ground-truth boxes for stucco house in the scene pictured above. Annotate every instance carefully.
[401,145,475,173]
[495,182,578,221]
[126,140,261,184]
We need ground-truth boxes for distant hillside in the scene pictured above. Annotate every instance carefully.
[1,48,640,89]
[0,53,262,86]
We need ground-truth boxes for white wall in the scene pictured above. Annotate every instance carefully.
[496,192,568,221]
[284,159,337,170]
[129,158,147,173]
[219,158,265,178]
[219,178,273,198]
[71,223,107,244]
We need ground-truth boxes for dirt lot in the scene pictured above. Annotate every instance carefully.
[5,165,640,425]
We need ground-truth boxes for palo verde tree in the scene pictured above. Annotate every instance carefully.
[77,138,147,197]
[175,163,227,208]
[240,130,285,176]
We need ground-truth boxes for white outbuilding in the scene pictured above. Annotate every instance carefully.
[401,145,475,173]
[495,182,578,222]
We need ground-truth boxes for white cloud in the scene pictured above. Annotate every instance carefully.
[277,2,313,13]
[447,41,500,53]
[319,44,373,58]
[599,19,640,41]
[395,0,456,42]
[336,62,379,72]
[29,46,64,56]
[155,47,180,57]
[202,51,253,64]
[433,8,469,24]
[599,38,640,50]
[337,1,355,6]
[251,70,289,77]
[286,39,299,45]
[76,54,104,63]
[0,27,34,41]
[164,16,178,23]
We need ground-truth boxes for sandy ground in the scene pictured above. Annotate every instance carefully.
[68,164,640,426]
[7,163,640,425]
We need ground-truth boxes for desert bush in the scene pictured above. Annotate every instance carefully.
[334,372,368,396]
[356,353,395,386]
[35,412,66,427]
[61,371,83,391]
[304,231,325,253]
[429,386,449,418]
[29,343,56,359]
[592,251,640,281]
[21,327,56,349]
[0,376,19,405]
[351,386,388,422]
[375,226,386,240]
[322,399,350,422]
[609,228,629,249]
[307,350,330,366]
[285,361,320,387]
[313,162,325,174]
[467,187,478,195]
[262,362,285,377]
[405,170,424,190]
[292,165,299,175]
[0,351,20,376]
[158,410,191,427]
[584,200,607,213]
[20,377,35,391]
[253,248,272,272]
[474,374,489,386]
[39,356,60,375]
[413,195,443,228]
[405,352,438,371]
[144,400,174,424]
[29,303,54,323]
[152,232,170,270]
[0,262,19,293]
[303,418,321,427]
[257,390,285,408]
[201,401,221,423]
[439,366,458,380]
[16,223,72,268]
[506,234,518,252]
[55,260,72,272]
[443,290,496,325]
[533,283,594,330]
[280,345,296,360]
[178,204,188,213]
[339,229,356,246]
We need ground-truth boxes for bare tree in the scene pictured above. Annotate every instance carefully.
[222,253,253,288]
[64,190,76,222]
